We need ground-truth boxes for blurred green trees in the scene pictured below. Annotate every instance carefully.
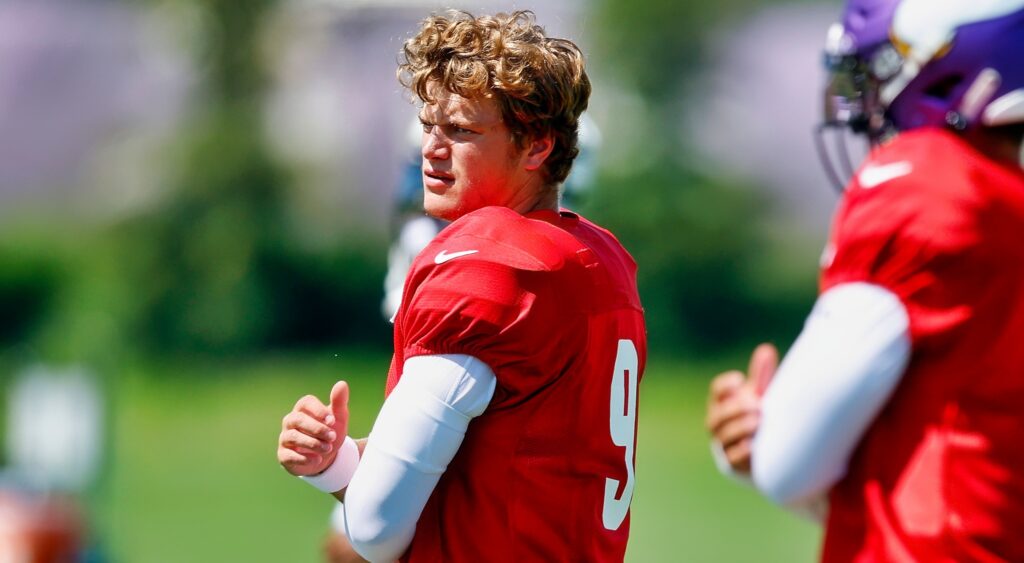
[1,0,391,363]
[583,162,817,355]
[0,0,823,364]
[111,111,389,354]
[0,232,67,347]
[100,0,392,356]
[583,0,822,354]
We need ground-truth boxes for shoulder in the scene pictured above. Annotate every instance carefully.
[401,207,637,319]
[834,129,985,250]
[395,210,588,363]
[822,129,1008,297]
[424,206,589,273]
[400,208,580,331]
[847,130,974,208]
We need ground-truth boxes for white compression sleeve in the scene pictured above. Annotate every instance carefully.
[752,282,911,508]
[343,354,496,562]
[710,440,828,524]
[330,502,347,535]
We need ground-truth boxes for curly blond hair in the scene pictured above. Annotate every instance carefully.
[398,10,591,187]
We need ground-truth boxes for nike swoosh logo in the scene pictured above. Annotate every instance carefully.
[434,249,479,264]
[857,161,913,189]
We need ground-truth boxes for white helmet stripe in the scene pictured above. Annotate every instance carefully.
[894,0,1024,53]
[885,0,1024,107]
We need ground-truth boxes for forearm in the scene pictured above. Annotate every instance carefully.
[331,438,368,503]
[342,354,495,562]
[752,282,911,506]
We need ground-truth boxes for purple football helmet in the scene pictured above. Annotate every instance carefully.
[817,0,1024,188]
[885,0,1024,132]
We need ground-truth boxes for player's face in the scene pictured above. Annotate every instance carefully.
[418,90,537,221]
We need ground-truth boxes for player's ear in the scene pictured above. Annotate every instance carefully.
[523,134,555,171]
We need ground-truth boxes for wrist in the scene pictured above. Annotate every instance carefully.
[300,436,361,493]
[710,440,753,485]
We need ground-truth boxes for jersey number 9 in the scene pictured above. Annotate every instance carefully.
[603,338,638,530]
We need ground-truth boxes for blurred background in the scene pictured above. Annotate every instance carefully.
[0,0,851,560]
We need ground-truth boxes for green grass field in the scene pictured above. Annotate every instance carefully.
[90,350,819,562]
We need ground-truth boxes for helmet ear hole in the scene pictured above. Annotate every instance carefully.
[925,74,964,101]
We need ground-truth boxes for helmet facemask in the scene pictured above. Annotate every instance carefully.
[816,23,903,191]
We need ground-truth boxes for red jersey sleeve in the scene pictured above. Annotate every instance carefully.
[821,134,988,346]
[393,216,588,407]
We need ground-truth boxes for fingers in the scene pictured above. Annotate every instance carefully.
[290,394,334,426]
[715,411,761,450]
[748,343,779,395]
[328,380,350,435]
[707,371,761,476]
[704,386,761,434]
[721,439,752,474]
[279,399,338,460]
[279,426,335,453]
[281,410,337,441]
[277,445,323,475]
[706,371,747,431]
[278,444,322,465]
[708,370,745,405]
[705,346,775,476]
[277,421,336,478]
[279,390,342,476]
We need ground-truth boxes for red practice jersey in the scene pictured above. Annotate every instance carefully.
[820,128,1024,562]
[386,206,646,562]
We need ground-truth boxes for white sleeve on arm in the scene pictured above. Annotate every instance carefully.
[343,354,496,562]
[330,501,348,534]
[752,282,911,509]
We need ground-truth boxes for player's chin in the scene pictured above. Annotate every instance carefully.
[423,195,461,221]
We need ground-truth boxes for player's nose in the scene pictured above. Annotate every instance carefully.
[422,129,450,160]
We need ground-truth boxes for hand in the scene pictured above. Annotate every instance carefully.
[278,381,351,477]
[705,343,778,475]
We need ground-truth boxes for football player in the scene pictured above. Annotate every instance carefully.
[706,0,1024,560]
[278,10,646,563]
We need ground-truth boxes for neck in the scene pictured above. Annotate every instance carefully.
[520,187,560,214]
[507,175,559,215]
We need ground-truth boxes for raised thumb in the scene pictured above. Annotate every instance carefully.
[748,343,779,395]
[328,380,350,434]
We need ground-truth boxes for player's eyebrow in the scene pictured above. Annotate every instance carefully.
[419,114,482,132]
[418,114,461,126]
